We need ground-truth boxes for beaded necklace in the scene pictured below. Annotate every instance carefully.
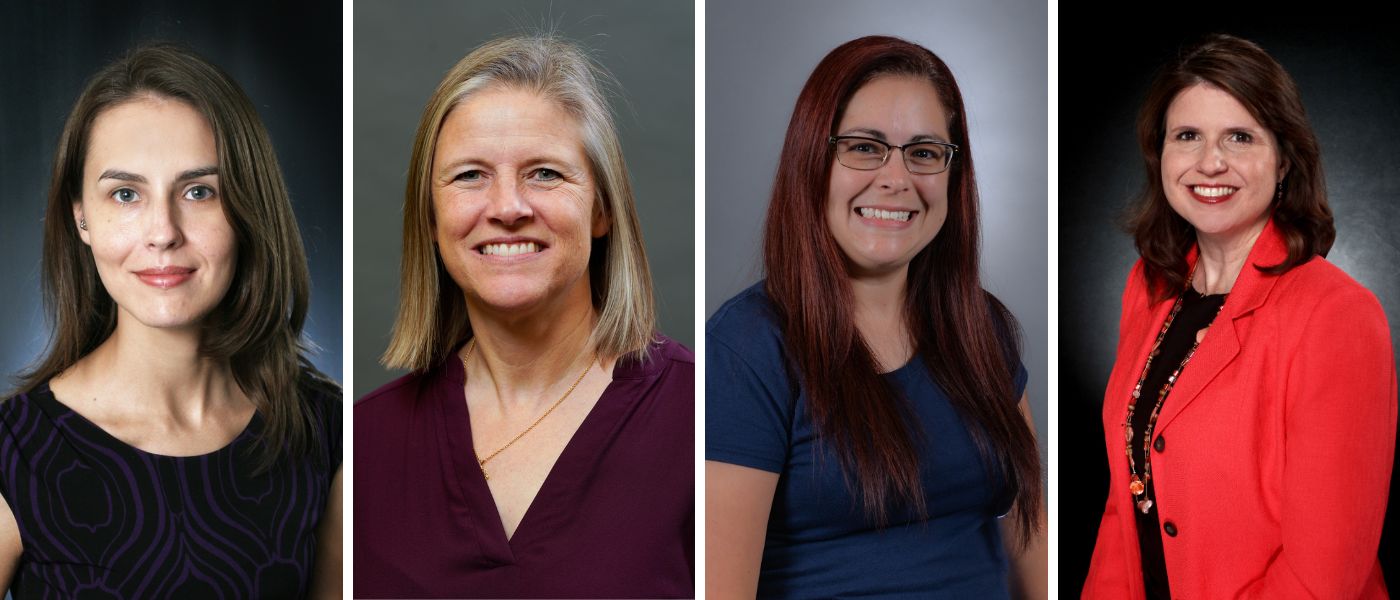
[1123,271,1226,514]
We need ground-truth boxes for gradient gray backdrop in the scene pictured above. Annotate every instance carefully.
[352,0,695,400]
[706,0,1049,461]
[1060,18,1400,594]
[0,0,344,389]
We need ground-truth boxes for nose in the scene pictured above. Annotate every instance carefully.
[144,196,183,250]
[875,152,912,193]
[484,179,533,227]
[1194,143,1228,176]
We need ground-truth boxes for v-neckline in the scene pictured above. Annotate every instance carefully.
[435,350,633,562]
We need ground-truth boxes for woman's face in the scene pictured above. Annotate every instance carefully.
[75,96,237,331]
[826,75,951,280]
[431,86,607,316]
[1161,83,1285,244]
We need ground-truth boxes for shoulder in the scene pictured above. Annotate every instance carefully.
[706,281,786,362]
[298,367,343,415]
[615,333,695,390]
[1122,258,1150,298]
[641,333,695,367]
[296,367,343,455]
[354,367,436,419]
[1273,256,1378,302]
[1270,257,1388,335]
[1271,257,1384,316]
[0,385,51,433]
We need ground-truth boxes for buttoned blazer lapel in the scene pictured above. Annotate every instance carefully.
[1152,219,1286,434]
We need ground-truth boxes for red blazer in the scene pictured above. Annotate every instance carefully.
[1083,219,1397,599]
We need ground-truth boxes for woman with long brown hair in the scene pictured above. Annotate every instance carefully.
[706,36,1045,598]
[0,45,341,598]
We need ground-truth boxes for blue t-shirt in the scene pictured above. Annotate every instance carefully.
[706,283,1028,599]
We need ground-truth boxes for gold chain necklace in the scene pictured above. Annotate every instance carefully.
[1123,268,1225,514]
[461,338,595,481]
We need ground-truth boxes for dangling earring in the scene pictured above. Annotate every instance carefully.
[1275,180,1284,201]
[78,218,87,231]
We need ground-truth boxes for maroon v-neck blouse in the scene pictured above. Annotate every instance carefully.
[353,336,694,598]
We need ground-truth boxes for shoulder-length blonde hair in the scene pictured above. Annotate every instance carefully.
[13,44,334,470]
[382,35,657,371]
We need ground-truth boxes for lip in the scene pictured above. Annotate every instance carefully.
[853,205,920,229]
[473,236,549,261]
[1187,184,1237,205]
[134,266,196,289]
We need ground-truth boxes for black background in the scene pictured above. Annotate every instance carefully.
[1061,14,1400,596]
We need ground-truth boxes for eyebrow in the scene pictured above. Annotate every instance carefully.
[435,156,580,180]
[838,128,950,144]
[98,166,219,184]
[436,158,476,180]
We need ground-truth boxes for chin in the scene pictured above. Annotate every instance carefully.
[469,283,556,314]
[122,306,212,331]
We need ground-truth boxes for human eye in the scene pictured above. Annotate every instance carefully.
[1227,131,1254,144]
[849,140,883,154]
[455,169,484,182]
[531,168,562,182]
[909,144,946,161]
[183,184,217,201]
[1172,130,1201,142]
[111,187,139,204]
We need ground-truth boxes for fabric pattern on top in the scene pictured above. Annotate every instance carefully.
[0,375,342,599]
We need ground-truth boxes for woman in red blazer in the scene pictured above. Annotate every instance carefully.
[1083,35,1397,599]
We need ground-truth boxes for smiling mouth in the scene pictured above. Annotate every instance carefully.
[478,242,542,256]
[856,207,914,222]
[1189,185,1237,203]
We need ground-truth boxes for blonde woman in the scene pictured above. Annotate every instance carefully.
[354,36,693,598]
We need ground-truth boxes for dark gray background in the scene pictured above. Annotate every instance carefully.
[0,0,344,390]
[1060,19,1400,594]
[352,0,694,400]
[705,0,1049,462]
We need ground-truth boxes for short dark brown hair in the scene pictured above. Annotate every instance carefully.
[1130,34,1334,302]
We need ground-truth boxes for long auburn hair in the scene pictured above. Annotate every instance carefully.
[763,36,1041,543]
[11,44,335,471]
[1131,34,1334,302]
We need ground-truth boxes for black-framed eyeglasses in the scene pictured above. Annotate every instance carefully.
[828,135,958,175]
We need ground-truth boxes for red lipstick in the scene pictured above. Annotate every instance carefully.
[1187,185,1237,204]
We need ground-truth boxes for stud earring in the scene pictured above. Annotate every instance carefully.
[78,218,87,231]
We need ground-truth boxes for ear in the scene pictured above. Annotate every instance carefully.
[591,195,611,238]
[73,201,91,245]
[1277,157,1289,181]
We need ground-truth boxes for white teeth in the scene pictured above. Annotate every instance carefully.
[479,242,540,256]
[857,207,912,222]
[1191,185,1237,197]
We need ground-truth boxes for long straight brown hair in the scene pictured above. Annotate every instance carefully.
[10,44,335,471]
[763,36,1041,544]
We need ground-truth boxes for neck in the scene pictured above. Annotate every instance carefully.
[848,266,910,347]
[1194,218,1268,295]
[464,282,602,411]
[84,314,238,419]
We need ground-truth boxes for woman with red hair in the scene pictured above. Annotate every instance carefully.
[706,36,1045,598]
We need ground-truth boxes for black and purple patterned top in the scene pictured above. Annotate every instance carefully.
[0,376,341,599]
